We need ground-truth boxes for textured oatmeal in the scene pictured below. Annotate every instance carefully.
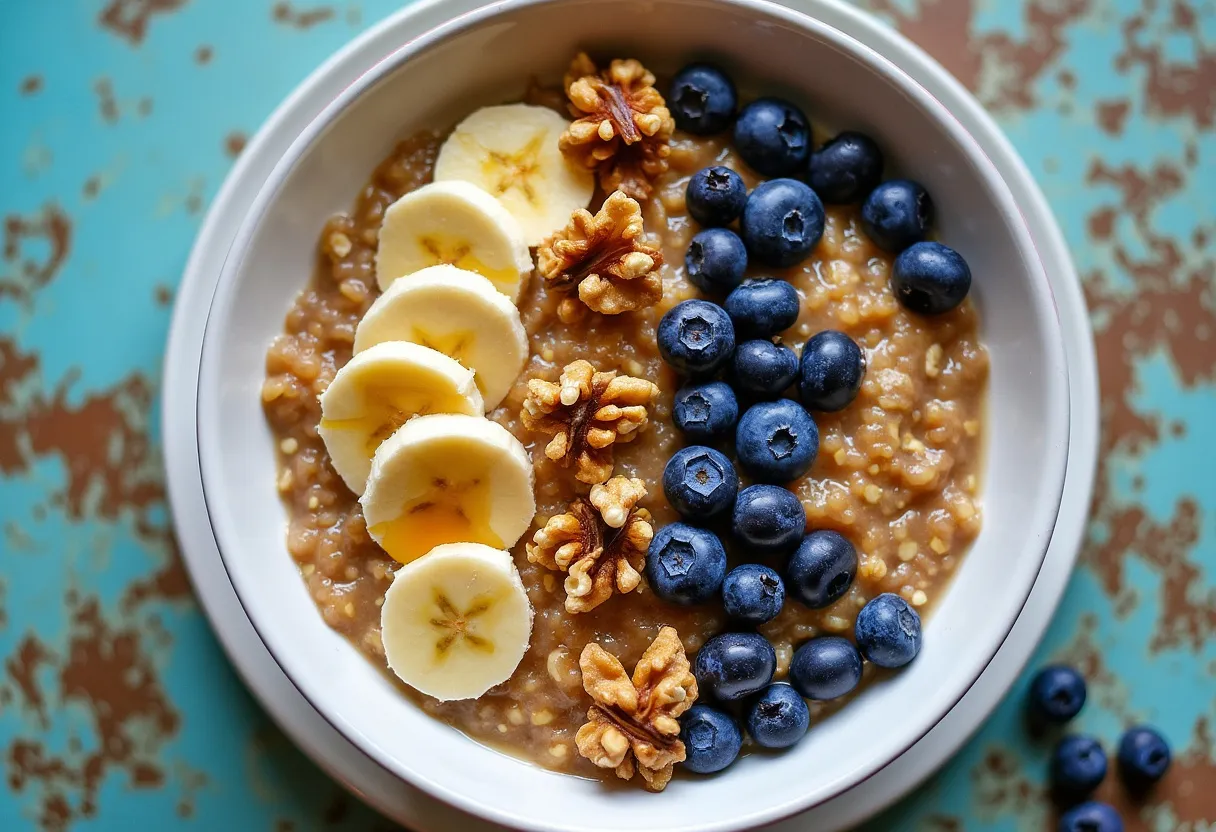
[263,120,988,777]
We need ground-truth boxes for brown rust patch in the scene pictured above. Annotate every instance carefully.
[971,745,1046,817]
[5,635,54,727]
[1,205,72,306]
[1115,0,1216,128]
[1096,99,1132,135]
[224,131,247,159]
[154,284,173,306]
[98,0,190,45]
[194,44,212,64]
[83,176,101,200]
[20,75,43,96]
[271,1,335,29]
[93,78,119,124]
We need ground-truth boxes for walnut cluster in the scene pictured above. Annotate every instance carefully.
[559,53,674,201]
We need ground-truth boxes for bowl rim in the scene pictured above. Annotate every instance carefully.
[195,0,1071,829]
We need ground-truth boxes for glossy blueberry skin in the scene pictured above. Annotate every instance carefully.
[733,97,811,177]
[891,241,972,315]
[680,705,743,774]
[725,279,801,339]
[722,564,785,625]
[799,330,866,412]
[1028,665,1088,724]
[645,522,728,605]
[860,179,933,252]
[741,179,826,268]
[1052,735,1108,798]
[686,166,748,227]
[668,64,738,135]
[789,636,864,701]
[785,530,857,609]
[1117,726,1171,787]
[735,399,819,483]
[806,131,884,204]
[745,684,810,749]
[658,299,736,377]
[732,340,799,399]
[1058,802,1124,832]
[855,593,922,668]
[694,632,777,702]
[686,228,748,294]
[673,381,739,442]
[731,484,806,557]
[663,446,739,521]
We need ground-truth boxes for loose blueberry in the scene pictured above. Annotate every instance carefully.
[806,131,884,204]
[799,330,866,412]
[663,446,739,520]
[725,279,801,339]
[658,299,736,377]
[680,704,743,773]
[891,241,972,315]
[735,399,819,483]
[1028,665,1087,724]
[1058,802,1123,832]
[686,228,748,294]
[731,340,799,399]
[645,522,728,605]
[1052,735,1108,799]
[733,97,811,177]
[741,179,825,268]
[789,636,863,700]
[722,564,785,625]
[855,593,922,668]
[731,484,806,557]
[860,179,933,252]
[686,166,748,227]
[668,64,738,136]
[694,632,776,701]
[745,683,809,749]
[785,530,857,609]
[673,381,739,442]
[1117,726,1171,787]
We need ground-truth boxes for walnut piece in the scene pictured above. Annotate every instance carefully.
[537,190,663,319]
[521,360,658,484]
[526,477,652,613]
[559,53,674,201]
[575,626,697,791]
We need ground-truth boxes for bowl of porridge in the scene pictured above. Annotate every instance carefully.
[195,0,1070,828]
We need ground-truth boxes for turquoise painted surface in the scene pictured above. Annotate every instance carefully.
[0,1,1212,829]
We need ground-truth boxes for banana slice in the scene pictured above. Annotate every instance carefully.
[375,180,532,302]
[353,264,529,410]
[317,342,484,496]
[381,542,533,701]
[434,103,595,246]
[360,413,535,566]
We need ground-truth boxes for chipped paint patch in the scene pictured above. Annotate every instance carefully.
[98,0,190,45]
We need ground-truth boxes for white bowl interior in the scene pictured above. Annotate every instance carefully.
[197,1,1070,830]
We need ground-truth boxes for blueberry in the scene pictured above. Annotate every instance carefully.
[745,684,809,749]
[686,228,748,293]
[799,330,866,412]
[860,179,933,252]
[1052,735,1108,798]
[673,381,739,441]
[668,64,737,136]
[735,399,819,483]
[658,299,736,377]
[789,636,863,700]
[891,241,972,315]
[725,279,801,339]
[1117,726,1171,787]
[680,704,742,773]
[785,529,857,609]
[731,340,799,399]
[722,564,785,625]
[694,632,776,701]
[731,484,806,557]
[663,446,739,520]
[733,97,811,177]
[686,166,747,227]
[1028,665,1087,724]
[741,179,825,268]
[855,593,922,668]
[645,522,728,605]
[806,131,884,204]
[1058,802,1123,832]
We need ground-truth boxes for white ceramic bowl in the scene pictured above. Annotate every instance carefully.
[197,0,1071,829]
